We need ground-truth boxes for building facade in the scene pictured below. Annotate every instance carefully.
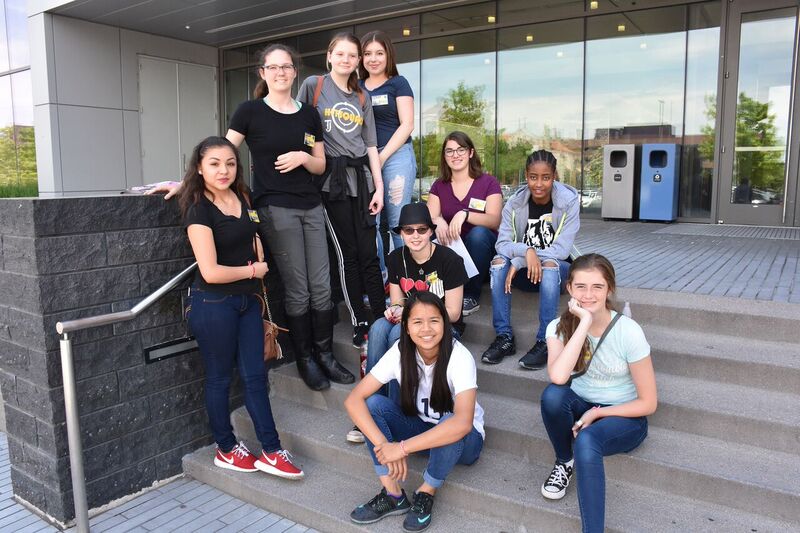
[20,0,800,226]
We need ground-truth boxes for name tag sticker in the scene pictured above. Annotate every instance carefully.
[468,198,487,212]
[247,210,260,223]
[372,94,389,106]
[303,133,315,147]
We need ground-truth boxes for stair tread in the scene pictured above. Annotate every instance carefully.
[229,394,799,532]
[183,446,509,533]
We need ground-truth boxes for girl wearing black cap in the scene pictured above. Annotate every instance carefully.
[362,202,468,406]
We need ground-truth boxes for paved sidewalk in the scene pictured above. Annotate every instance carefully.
[0,434,312,533]
[576,220,800,303]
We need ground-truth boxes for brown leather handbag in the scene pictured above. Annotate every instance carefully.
[257,281,288,361]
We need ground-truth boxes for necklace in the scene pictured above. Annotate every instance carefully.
[402,243,435,288]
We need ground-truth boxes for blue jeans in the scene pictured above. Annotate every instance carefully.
[462,226,497,301]
[540,384,648,533]
[377,143,417,271]
[188,289,281,453]
[364,394,483,488]
[490,255,570,341]
[366,319,461,402]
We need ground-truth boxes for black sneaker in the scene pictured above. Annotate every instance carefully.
[353,322,370,348]
[403,491,435,532]
[481,334,515,364]
[462,297,480,317]
[541,461,573,500]
[518,340,548,370]
[350,488,410,524]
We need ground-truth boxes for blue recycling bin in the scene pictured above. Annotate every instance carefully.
[639,144,680,221]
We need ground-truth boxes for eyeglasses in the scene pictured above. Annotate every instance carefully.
[400,226,431,235]
[444,147,468,157]
[262,64,296,73]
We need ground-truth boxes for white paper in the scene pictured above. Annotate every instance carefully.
[434,238,479,278]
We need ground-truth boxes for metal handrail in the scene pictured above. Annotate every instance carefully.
[56,261,197,533]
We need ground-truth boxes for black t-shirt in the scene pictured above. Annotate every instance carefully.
[387,245,468,312]
[229,99,324,210]
[184,193,259,295]
[525,198,555,250]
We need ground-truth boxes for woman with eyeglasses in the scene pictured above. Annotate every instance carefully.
[362,202,468,406]
[427,131,502,318]
[298,32,386,353]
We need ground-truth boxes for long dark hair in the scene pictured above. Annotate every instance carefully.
[177,136,248,218]
[439,131,483,183]
[327,32,363,96]
[253,43,301,99]
[398,292,454,417]
[358,30,399,80]
[556,254,617,373]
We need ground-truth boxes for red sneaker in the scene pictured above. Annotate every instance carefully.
[213,442,258,472]
[254,449,304,479]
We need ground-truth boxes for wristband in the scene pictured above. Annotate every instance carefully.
[462,208,470,222]
[399,440,409,457]
[249,263,256,279]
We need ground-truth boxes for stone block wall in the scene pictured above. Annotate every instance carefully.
[0,195,243,524]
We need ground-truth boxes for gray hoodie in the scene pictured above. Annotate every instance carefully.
[495,181,581,270]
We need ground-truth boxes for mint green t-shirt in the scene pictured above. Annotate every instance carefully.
[546,312,651,405]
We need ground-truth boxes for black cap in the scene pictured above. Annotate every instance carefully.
[392,202,435,234]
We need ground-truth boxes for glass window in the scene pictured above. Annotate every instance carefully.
[395,41,421,192]
[356,14,420,41]
[421,2,496,34]
[6,0,29,69]
[11,70,34,183]
[223,46,251,69]
[298,27,353,54]
[297,53,327,85]
[583,6,687,214]
[497,19,584,195]
[224,68,251,183]
[420,31,496,197]
[0,1,9,73]
[680,2,720,218]
[498,0,584,24]
[0,75,15,187]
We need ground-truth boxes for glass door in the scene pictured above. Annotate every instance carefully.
[717,0,799,226]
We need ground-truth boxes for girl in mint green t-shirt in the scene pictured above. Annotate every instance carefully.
[539,254,657,533]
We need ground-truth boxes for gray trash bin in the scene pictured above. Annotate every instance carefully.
[601,144,639,220]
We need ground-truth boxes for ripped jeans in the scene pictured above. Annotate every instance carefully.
[377,143,417,269]
[489,255,570,341]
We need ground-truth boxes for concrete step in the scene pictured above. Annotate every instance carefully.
[226,395,798,532]
[183,446,510,533]
[329,335,800,455]
[265,365,800,523]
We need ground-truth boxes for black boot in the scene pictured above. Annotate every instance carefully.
[285,312,330,391]
[311,308,355,384]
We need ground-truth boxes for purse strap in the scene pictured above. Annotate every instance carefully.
[569,312,622,383]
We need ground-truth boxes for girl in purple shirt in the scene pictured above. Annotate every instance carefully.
[428,131,503,316]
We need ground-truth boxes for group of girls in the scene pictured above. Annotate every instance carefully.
[163,28,658,533]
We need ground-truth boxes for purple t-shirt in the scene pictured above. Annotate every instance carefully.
[429,173,502,237]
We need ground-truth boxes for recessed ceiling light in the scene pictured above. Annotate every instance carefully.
[447,44,455,52]
[487,15,496,23]
[617,24,626,32]
[526,35,534,42]
[185,25,191,30]
[402,28,411,36]
[640,42,647,49]
[590,1,599,9]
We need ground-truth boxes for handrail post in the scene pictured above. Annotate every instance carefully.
[60,333,89,533]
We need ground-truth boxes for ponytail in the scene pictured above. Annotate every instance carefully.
[253,79,268,99]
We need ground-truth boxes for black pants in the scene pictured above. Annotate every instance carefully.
[322,194,385,326]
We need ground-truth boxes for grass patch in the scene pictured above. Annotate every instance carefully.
[0,181,38,198]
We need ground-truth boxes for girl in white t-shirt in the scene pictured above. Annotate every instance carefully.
[344,291,484,532]
[539,254,657,533]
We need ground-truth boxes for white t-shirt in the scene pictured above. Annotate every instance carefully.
[370,340,485,438]
[546,312,651,405]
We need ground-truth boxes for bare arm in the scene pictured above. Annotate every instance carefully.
[344,374,393,447]
[444,285,464,323]
[404,390,476,451]
[427,192,451,245]
[546,300,592,385]
[465,193,502,231]
[226,129,245,147]
[378,96,414,166]
[367,146,384,215]
[187,224,267,284]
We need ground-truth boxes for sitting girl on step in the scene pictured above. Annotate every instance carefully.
[539,253,657,533]
[344,291,484,532]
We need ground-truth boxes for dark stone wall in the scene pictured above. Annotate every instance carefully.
[0,195,244,524]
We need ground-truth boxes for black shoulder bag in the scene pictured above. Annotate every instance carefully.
[567,313,622,385]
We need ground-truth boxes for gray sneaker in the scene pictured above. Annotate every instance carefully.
[350,488,410,524]
[462,298,480,316]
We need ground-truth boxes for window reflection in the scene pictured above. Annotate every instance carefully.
[224,68,251,183]
[0,1,8,73]
[0,76,15,186]
[422,2,496,34]
[11,70,34,183]
[6,0,28,69]
[497,19,583,195]
[583,6,686,214]
[680,2,720,218]
[420,32,495,197]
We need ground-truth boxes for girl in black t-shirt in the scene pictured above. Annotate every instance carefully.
[178,136,303,479]
[226,44,351,391]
